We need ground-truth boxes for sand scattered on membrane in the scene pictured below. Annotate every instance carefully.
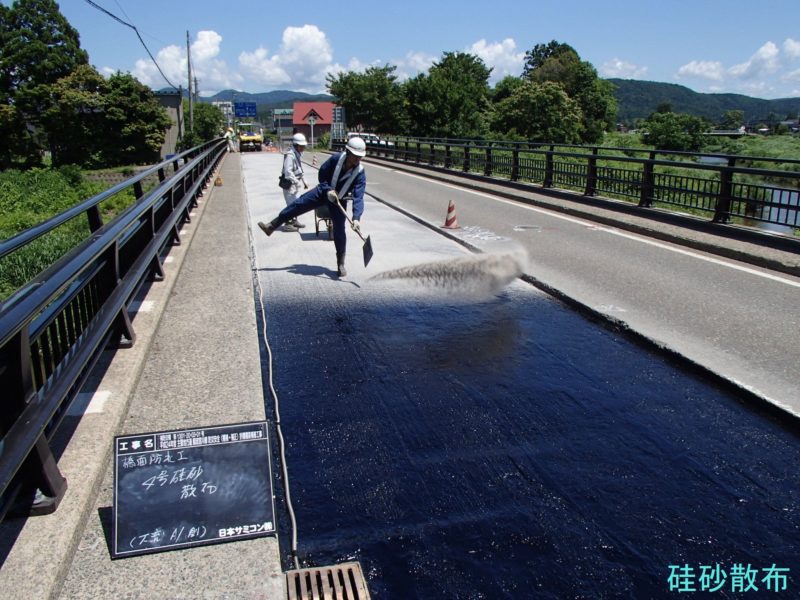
[369,249,529,300]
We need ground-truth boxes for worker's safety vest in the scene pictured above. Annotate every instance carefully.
[330,153,363,198]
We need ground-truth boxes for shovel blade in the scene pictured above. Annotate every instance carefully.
[362,236,374,267]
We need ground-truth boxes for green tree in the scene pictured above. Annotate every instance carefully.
[719,109,744,129]
[522,40,616,143]
[403,51,492,138]
[100,72,171,166]
[642,112,709,151]
[326,65,405,133]
[0,3,20,169]
[491,75,525,104]
[490,80,583,143]
[39,64,107,167]
[2,0,89,166]
[521,41,574,78]
[179,99,224,149]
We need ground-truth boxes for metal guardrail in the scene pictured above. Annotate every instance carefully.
[333,137,800,229]
[0,139,227,519]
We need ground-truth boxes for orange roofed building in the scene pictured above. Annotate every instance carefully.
[292,101,344,144]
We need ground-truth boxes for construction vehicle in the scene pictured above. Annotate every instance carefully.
[237,123,263,152]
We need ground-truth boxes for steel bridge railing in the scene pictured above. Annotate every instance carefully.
[332,137,800,230]
[0,139,227,519]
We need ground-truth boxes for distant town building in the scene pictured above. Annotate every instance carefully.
[292,102,342,147]
[212,101,233,125]
[155,90,184,158]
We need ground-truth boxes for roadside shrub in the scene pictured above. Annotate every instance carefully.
[0,167,106,299]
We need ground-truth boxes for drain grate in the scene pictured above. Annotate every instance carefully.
[286,561,371,600]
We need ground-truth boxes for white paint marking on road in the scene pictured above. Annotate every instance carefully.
[131,300,154,313]
[164,256,175,263]
[596,304,628,313]
[376,165,800,289]
[68,390,112,416]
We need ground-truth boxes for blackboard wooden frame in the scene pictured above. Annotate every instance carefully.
[112,420,276,559]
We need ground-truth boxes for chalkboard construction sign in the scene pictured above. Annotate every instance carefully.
[112,421,276,559]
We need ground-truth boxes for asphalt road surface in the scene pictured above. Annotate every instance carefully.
[364,162,800,417]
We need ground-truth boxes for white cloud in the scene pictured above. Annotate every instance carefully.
[132,30,241,94]
[673,39,800,97]
[392,51,437,81]
[784,38,800,60]
[728,41,780,79]
[238,47,291,87]
[676,60,725,81]
[601,58,648,79]
[468,38,525,82]
[389,39,523,84]
[239,25,335,93]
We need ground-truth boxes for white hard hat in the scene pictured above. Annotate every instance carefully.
[345,136,366,157]
[292,133,307,146]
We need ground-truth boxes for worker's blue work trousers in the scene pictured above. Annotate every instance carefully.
[272,187,348,255]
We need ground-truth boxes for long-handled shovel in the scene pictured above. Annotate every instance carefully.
[333,198,374,267]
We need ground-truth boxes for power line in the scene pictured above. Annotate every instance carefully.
[83,0,178,90]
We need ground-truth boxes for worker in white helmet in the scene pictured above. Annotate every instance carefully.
[280,133,310,231]
[224,127,236,152]
[258,136,367,277]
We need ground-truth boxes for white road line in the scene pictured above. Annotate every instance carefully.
[376,165,800,289]
[68,390,112,416]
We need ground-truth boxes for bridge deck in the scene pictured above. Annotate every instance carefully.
[0,149,798,598]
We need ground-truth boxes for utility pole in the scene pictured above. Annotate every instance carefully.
[187,31,193,132]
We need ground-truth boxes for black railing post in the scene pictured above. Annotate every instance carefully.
[585,147,598,196]
[463,144,471,172]
[511,148,519,181]
[639,152,655,207]
[415,142,421,163]
[97,242,135,347]
[484,146,492,177]
[429,142,435,166]
[86,205,103,232]
[445,144,452,169]
[543,146,554,188]
[0,331,67,516]
[713,158,736,223]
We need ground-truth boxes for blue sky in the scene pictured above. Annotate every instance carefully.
[36,0,800,98]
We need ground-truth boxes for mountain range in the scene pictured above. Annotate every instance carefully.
[187,81,799,125]
[196,89,334,110]
[607,79,799,124]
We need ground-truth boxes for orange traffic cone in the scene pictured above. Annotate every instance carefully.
[442,200,460,229]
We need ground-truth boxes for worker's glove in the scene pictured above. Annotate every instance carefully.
[327,190,339,204]
[352,220,361,233]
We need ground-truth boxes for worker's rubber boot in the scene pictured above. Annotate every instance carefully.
[336,253,347,277]
[258,221,277,236]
